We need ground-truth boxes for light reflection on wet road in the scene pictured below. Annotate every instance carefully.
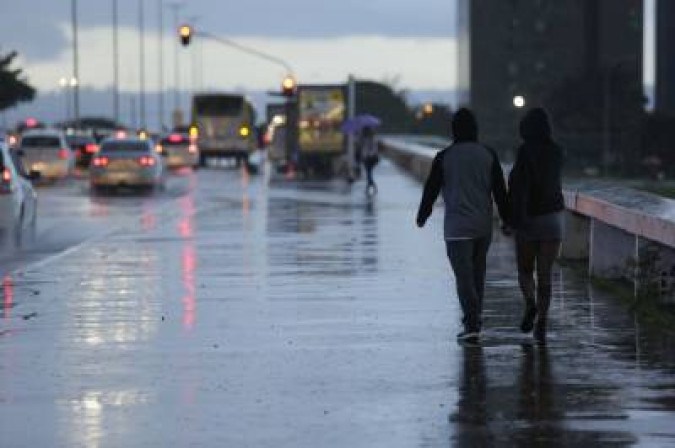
[0,162,674,447]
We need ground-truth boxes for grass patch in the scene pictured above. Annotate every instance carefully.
[591,276,675,330]
[635,183,675,199]
[559,258,675,331]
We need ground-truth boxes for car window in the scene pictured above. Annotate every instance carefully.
[67,136,94,146]
[100,141,150,153]
[21,136,61,147]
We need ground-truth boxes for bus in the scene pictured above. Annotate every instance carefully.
[191,93,256,167]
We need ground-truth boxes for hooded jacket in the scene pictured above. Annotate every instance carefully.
[416,109,509,239]
[508,108,565,229]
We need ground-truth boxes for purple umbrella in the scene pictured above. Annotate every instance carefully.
[340,114,382,133]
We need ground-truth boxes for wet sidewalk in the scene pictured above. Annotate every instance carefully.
[1,161,675,447]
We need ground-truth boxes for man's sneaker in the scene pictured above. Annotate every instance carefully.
[456,329,480,342]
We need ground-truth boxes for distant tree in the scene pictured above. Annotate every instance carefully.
[355,80,415,134]
[0,51,36,112]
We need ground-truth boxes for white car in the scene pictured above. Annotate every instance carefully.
[0,142,39,246]
[19,129,73,180]
[155,133,199,169]
[90,138,166,192]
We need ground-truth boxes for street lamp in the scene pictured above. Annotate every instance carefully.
[513,95,526,108]
[59,77,78,123]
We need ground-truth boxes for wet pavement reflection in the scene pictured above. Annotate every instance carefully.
[0,161,674,446]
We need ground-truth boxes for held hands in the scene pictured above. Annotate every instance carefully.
[416,216,426,228]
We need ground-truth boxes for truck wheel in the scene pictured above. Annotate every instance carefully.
[199,153,207,167]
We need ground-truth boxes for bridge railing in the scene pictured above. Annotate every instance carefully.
[380,136,675,303]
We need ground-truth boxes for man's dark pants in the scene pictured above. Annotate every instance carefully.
[445,236,491,332]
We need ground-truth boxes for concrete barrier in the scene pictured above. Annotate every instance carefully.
[380,136,675,303]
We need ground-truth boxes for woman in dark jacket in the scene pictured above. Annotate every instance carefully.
[508,108,564,342]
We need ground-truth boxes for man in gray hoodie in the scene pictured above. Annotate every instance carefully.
[416,108,509,342]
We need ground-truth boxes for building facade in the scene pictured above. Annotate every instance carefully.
[457,0,643,163]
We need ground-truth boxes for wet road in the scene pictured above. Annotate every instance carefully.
[1,161,674,447]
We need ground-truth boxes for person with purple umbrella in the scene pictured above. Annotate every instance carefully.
[359,126,379,195]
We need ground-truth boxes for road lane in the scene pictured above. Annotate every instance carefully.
[0,168,204,275]
[1,160,674,447]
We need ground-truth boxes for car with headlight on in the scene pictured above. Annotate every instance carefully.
[90,138,165,193]
[18,129,73,180]
[0,141,39,246]
[155,132,199,169]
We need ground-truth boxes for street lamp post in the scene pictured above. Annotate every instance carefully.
[188,29,293,74]
[112,0,120,124]
[158,0,165,130]
[139,0,147,129]
[71,0,80,127]
[59,78,71,123]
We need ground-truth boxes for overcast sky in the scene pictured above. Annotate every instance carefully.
[0,0,458,94]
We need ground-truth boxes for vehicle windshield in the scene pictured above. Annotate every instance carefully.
[100,141,149,153]
[193,96,243,116]
[21,136,61,147]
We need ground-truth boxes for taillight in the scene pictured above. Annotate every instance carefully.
[85,143,99,153]
[0,168,11,194]
[188,143,197,153]
[92,156,109,167]
[58,148,69,159]
[168,134,183,143]
[138,156,155,167]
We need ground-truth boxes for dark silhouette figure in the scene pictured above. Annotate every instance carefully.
[360,126,379,195]
[508,108,564,343]
[416,108,509,342]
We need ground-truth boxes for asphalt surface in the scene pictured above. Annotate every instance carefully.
[1,160,674,447]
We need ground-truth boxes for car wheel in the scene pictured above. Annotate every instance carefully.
[199,154,207,167]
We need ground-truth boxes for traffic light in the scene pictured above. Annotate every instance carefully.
[188,124,199,139]
[179,24,192,46]
[281,75,296,97]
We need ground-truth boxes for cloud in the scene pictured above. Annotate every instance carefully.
[0,0,457,63]
[0,0,69,60]
[19,25,458,92]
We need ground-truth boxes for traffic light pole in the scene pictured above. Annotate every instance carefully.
[191,30,293,74]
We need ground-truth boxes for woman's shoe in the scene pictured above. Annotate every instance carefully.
[534,317,547,343]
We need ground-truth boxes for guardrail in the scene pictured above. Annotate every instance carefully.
[380,136,675,303]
